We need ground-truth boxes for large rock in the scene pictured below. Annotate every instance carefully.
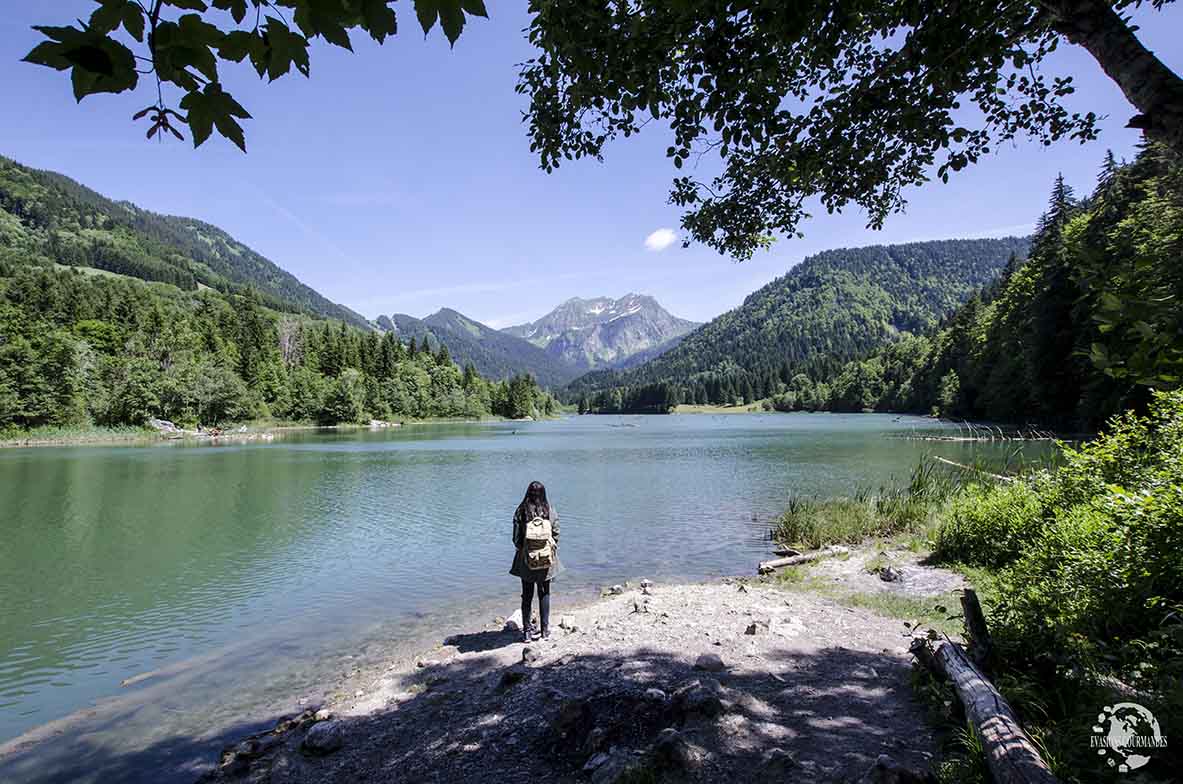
[651,728,703,770]
[504,609,524,631]
[672,679,725,718]
[302,721,345,755]
[694,652,726,672]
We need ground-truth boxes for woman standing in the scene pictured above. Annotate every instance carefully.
[510,481,563,641]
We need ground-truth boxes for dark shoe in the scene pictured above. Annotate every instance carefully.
[541,627,551,640]
[521,625,533,643]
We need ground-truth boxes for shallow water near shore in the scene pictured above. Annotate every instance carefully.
[0,413,1051,782]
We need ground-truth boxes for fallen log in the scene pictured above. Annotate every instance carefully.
[933,456,1015,482]
[758,545,849,575]
[928,640,1059,784]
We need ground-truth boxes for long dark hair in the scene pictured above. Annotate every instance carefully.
[518,480,550,520]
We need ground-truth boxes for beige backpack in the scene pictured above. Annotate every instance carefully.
[523,515,554,570]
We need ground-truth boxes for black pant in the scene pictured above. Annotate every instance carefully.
[521,579,551,632]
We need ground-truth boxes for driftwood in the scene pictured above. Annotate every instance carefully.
[933,456,1015,483]
[758,545,849,575]
[911,589,1057,784]
[933,641,1059,784]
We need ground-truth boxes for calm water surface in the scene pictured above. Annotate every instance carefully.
[0,414,1048,781]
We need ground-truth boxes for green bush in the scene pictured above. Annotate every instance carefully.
[932,480,1045,568]
[934,390,1183,694]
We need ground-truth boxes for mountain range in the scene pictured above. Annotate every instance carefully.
[374,295,700,387]
[2,154,1031,404]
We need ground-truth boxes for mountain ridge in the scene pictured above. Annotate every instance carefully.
[567,237,1031,410]
[503,293,700,371]
[378,308,579,389]
[0,155,370,328]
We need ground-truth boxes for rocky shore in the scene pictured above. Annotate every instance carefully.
[199,553,958,784]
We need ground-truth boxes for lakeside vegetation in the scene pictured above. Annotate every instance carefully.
[0,264,556,438]
[770,391,1183,782]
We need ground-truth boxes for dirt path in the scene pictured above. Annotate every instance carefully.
[199,550,965,783]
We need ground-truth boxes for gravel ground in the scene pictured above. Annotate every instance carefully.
[198,552,962,783]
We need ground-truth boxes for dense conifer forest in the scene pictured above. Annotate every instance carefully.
[570,237,1029,413]
[806,143,1181,430]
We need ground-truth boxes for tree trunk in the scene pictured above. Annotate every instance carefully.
[757,545,848,574]
[1042,0,1183,155]
[961,588,994,668]
[934,641,1060,784]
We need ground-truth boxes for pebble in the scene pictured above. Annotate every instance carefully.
[314,708,334,722]
[744,620,769,635]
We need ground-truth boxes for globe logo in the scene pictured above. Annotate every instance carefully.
[1090,702,1169,773]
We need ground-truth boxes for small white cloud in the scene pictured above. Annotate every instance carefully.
[644,228,678,252]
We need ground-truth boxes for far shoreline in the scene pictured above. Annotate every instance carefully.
[0,416,546,451]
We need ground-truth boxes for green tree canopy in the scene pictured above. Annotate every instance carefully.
[518,0,1183,258]
[23,0,488,151]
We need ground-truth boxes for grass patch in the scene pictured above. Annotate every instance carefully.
[838,591,964,637]
[0,423,157,447]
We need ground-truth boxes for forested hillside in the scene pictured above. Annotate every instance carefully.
[383,309,578,388]
[570,237,1029,412]
[806,143,1181,430]
[0,265,554,433]
[0,156,369,328]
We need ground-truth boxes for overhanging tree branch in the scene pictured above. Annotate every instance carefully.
[1041,0,1183,155]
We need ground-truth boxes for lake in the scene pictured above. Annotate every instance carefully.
[0,413,1049,782]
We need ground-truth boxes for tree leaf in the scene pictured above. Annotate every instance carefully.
[437,0,465,45]
[460,0,488,17]
[212,0,249,24]
[25,26,138,100]
[414,0,438,35]
[164,0,209,10]
[180,82,251,151]
[261,17,310,81]
[360,0,398,43]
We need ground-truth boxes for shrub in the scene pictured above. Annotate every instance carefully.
[932,480,1045,568]
[935,390,1183,693]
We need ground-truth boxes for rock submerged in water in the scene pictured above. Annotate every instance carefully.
[302,721,345,755]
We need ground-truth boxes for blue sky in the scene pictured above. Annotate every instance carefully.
[2,3,1180,327]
